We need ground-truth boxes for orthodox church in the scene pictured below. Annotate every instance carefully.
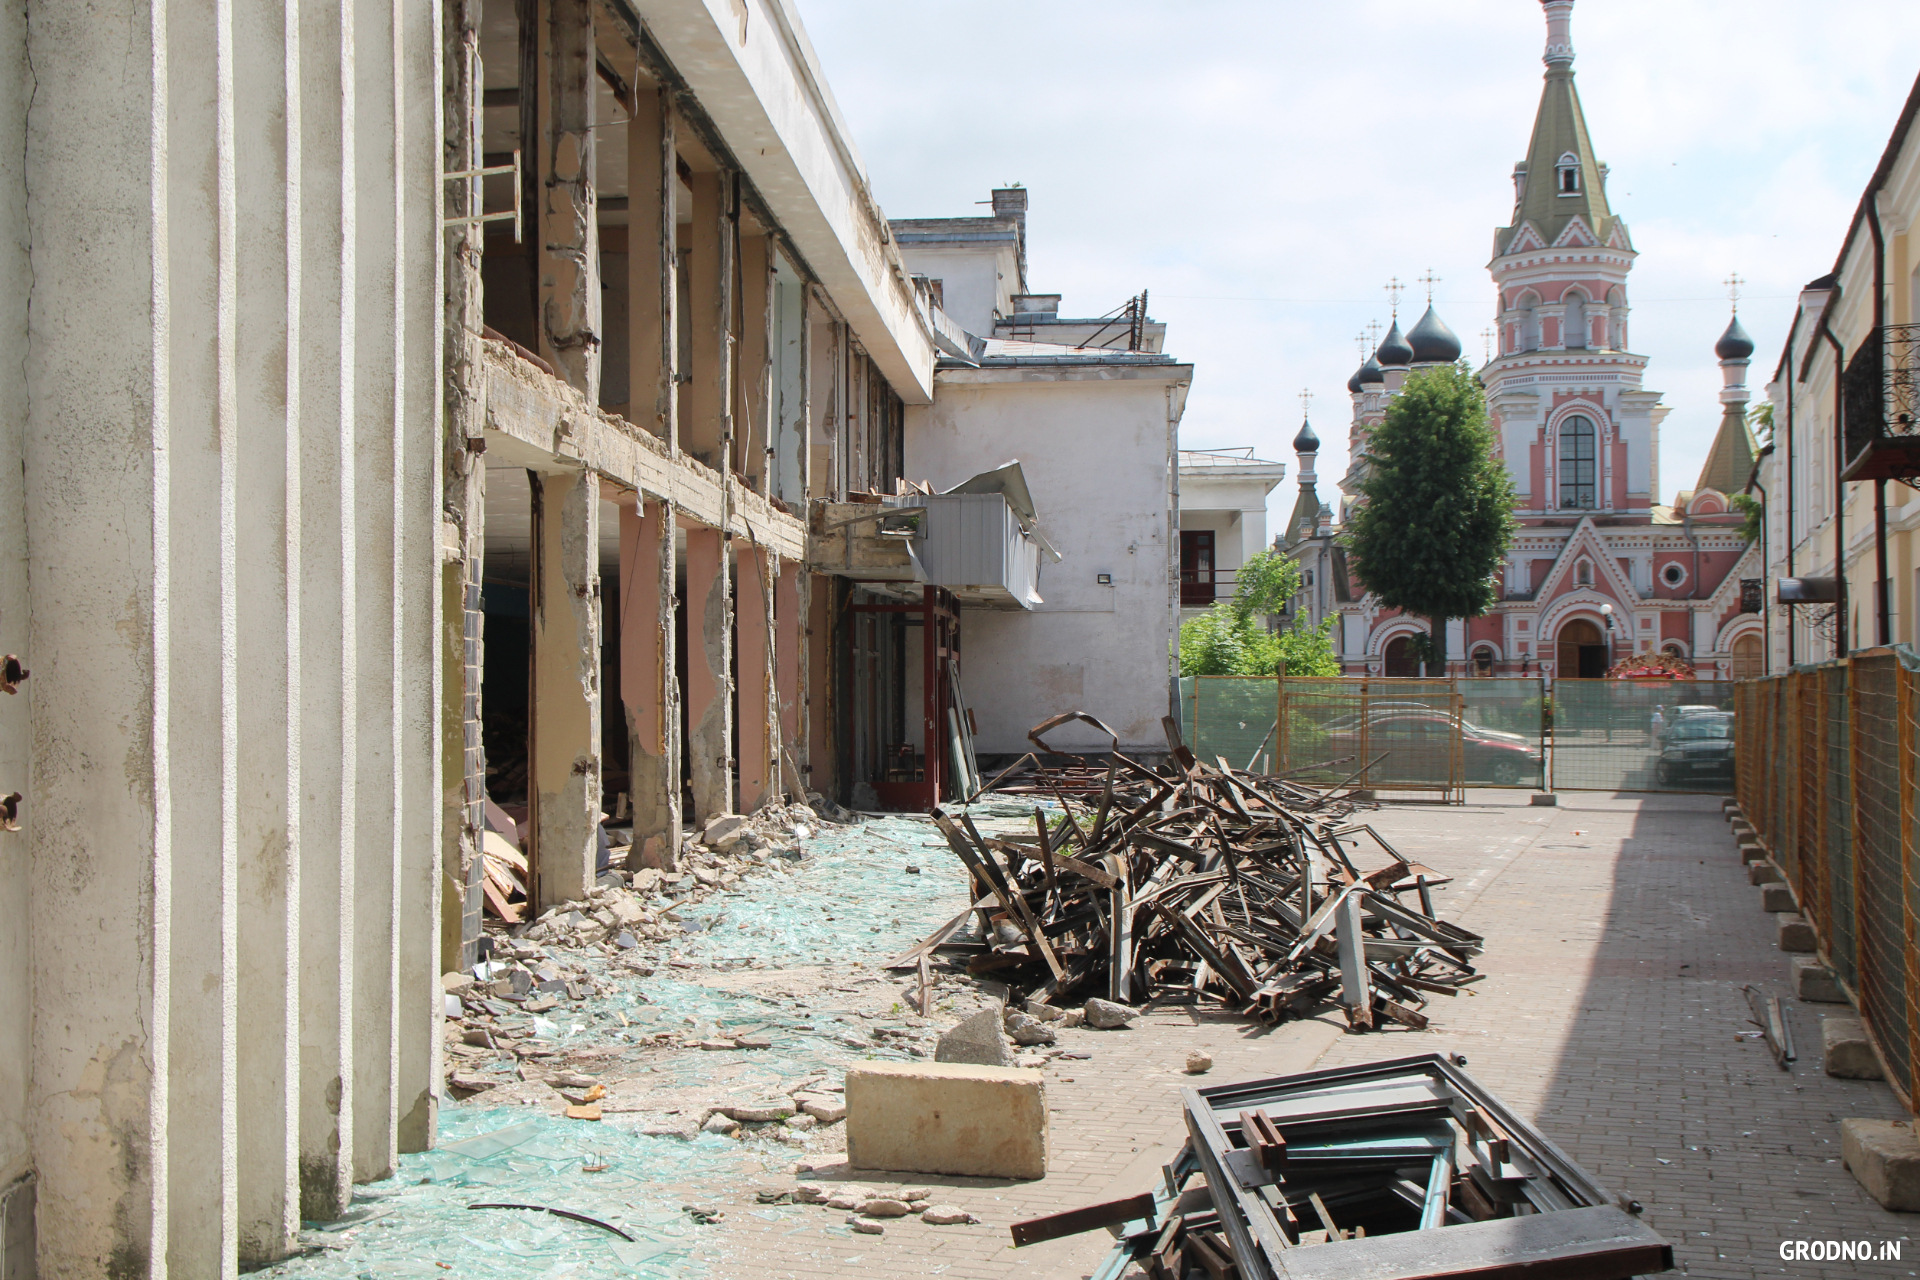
[1283,0,1764,681]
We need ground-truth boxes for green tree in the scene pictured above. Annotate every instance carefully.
[1342,364,1518,675]
[1729,492,1762,544]
[1177,550,1342,677]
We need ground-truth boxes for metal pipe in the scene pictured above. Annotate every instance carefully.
[1749,466,1770,674]
[1784,332,1797,667]
[1818,313,1848,657]
[1869,198,1890,646]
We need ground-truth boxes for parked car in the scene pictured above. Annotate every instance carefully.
[1655,715,1734,785]
[1658,704,1726,743]
[1323,710,1543,786]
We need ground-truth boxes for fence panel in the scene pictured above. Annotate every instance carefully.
[1274,678,1463,797]
[1186,677,1282,774]
[1734,650,1920,1112]
[1549,679,1736,793]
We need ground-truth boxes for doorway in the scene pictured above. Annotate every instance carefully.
[1180,530,1216,607]
[1383,634,1421,678]
[1556,618,1608,678]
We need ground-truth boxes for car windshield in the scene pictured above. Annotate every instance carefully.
[1668,719,1732,741]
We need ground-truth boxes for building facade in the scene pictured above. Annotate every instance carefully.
[1303,0,1763,682]
[1754,70,1920,669]
[1176,448,1288,624]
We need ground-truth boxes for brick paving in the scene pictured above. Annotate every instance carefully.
[1307,792,1916,1280]
[498,792,1913,1280]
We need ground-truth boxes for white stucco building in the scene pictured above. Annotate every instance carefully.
[1177,448,1287,621]
[893,192,1194,757]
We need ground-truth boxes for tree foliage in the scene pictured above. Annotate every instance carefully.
[1729,492,1762,544]
[1177,550,1342,677]
[1342,364,1517,660]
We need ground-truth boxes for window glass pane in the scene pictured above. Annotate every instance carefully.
[1559,416,1596,508]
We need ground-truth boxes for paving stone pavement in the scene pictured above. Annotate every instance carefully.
[700,792,1918,1279]
[1307,792,1916,1280]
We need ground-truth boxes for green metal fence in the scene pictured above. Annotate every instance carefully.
[1178,674,1732,795]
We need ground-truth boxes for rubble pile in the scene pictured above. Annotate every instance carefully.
[1013,1055,1672,1280]
[896,713,1486,1031]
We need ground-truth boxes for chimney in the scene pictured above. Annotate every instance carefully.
[991,186,1027,290]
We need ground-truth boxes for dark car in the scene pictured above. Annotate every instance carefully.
[1655,715,1734,785]
[1325,711,1543,786]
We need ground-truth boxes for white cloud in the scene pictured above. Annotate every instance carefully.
[798,0,1920,523]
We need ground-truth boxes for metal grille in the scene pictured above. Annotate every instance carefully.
[1548,679,1736,794]
[1735,650,1920,1111]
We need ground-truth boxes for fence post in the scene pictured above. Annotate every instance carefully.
[1901,664,1920,1103]
[1850,663,1872,1037]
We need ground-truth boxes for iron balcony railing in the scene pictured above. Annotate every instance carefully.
[1841,322,1920,481]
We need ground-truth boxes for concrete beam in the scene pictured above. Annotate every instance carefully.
[736,547,776,811]
[684,525,733,822]
[539,0,600,397]
[627,86,675,446]
[619,498,680,868]
[530,469,602,908]
[480,341,805,559]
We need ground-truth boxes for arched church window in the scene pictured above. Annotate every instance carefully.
[1557,152,1581,194]
[1559,416,1597,509]
[1518,293,1541,351]
[1564,291,1588,349]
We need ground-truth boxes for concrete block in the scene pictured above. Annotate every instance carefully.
[1529,793,1558,806]
[1824,1018,1886,1080]
[1749,860,1783,886]
[1841,1119,1920,1211]
[845,1061,1047,1180]
[1742,845,1769,866]
[1731,819,1754,838]
[1793,956,1848,1003]
[1761,884,1797,912]
[935,1008,1013,1068]
[1778,913,1817,952]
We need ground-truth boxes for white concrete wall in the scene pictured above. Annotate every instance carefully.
[16,0,443,1270]
[894,242,1011,337]
[907,367,1189,755]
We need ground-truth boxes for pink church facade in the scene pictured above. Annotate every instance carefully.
[1283,0,1764,682]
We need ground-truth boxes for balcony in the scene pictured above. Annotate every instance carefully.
[1180,569,1243,608]
[1841,322,1920,481]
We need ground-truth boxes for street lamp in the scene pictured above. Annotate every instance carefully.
[1599,603,1615,673]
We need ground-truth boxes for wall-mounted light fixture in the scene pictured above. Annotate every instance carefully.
[1096,573,1112,585]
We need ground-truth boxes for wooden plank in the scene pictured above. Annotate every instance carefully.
[1266,1205,1670,1280]
[1009,1192,1159,1248]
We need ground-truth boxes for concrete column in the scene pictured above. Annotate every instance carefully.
[775,563,805,796]
[627,86,675,447]
[0,0,26,1204]
[539,0,599,397]
[684,170,732,468]
[530,469,601,907]
[298,0,359,1223]
[162,0,243,1268]
[684,524,734,821]
[807,577,836,800]
[233,0,301,1257]
[351,0,407,1186]
[736,547,776,811]
[738,233,772,488]
[619,498,680,868]
[395,0,444,1158]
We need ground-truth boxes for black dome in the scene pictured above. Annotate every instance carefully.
[1407,305,1462,364]
[1293,418,1319,452]
[1376,320,1413,367]
[1347,365,1365,393]
[1715,312,1754,362]
[1358,354,1384,385]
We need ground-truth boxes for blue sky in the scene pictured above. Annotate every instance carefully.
[799,0,1920,524]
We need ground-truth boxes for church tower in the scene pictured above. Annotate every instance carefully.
[1483,0,1666,520]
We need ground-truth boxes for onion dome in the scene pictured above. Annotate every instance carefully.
[1715,312,1754,362]
[1407,304,1462,364]
[1376,320,1413,367]
[1358,354,1384,386]
[1293,417,1320,453]
[1347,365,1365,393]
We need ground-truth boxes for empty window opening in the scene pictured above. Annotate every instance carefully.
[1557,152,1581,194]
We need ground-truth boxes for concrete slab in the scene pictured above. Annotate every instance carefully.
[1749,861,1783,886]
[1777,913,1816,952]
[1760,883,1796,912]
[1793,956,1848,1003]
[845,1061,1046,1180]
[1824,1018,1886,1080]
[1842,1119,1920,1211]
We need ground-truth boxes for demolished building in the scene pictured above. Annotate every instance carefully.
[0,0,1192,1271]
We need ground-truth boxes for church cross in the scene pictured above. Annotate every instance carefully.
[1481,326,1496,362]
[1298,388,1314,418]
[1418,269,1441,303]
[1384,277,1405,317]
[1724,272,1745,309]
